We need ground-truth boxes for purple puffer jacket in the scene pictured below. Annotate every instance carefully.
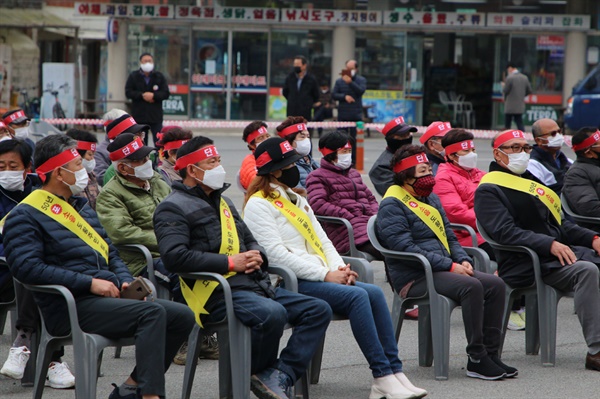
[306,159,379,254]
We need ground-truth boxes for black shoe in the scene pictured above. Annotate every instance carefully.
[108,383,140,399]
[466,356,506,380]
[490,354,518,378]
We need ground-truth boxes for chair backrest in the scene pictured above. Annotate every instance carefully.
[560,193,600,226]
[438,90,450,105]
[315,215,371,260]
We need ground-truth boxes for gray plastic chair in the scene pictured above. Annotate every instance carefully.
[561,193,600,226]
[19,281,135,399]
[315,215,375,261]
[367,215,490,380]
[476,219,571,366]
[115,244,170,300]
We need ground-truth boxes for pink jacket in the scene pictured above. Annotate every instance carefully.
[433,162,486,247]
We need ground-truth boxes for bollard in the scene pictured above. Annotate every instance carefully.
[356,121,365,173]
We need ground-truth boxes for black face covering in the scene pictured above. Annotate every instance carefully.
[386,136,413,153]
[293,66,302,74]
[276,166,300,188]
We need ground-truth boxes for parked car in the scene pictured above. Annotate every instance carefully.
[564,65,600,134]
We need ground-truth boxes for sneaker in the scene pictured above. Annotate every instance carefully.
[108,382,141,399]
[466,356,506,380]
[489,355,518,378]
[199,334,219,360]
[404,308,419,320]
[394,372,428,398]
[0,346,30,379]
[507,311,526,331]
[518,310,526,323]
[251,367,292,399]
[173,341,188,365]
[45,361,75,389]
[370,374,418,399]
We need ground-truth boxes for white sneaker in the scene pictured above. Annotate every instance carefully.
[507,311,526,331]
[0,346,30,379]
[395,372,427,398]
[369,374,417,399]
[45,361,75,389]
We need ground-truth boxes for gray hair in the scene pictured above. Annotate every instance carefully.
[34,135,77,184]
[103,109,128,133]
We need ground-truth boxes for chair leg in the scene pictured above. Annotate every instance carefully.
[430,301,452,380]
[498,291,515,357]
[391,296,405,342]
[217,329,233,398]
[293,370,310,399]
[418,306,433,367]
[21,329,38,387]
[10,309,17,343]
[525,294,540,355]
[539,289,559,366]
[114,345,122,359]
[32,338,55,399]
[229,320,251,399]
[181,326,202,399]
[309,334,326,385]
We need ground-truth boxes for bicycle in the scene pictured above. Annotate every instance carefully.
[44,83,69,131]
[17,87,40,119]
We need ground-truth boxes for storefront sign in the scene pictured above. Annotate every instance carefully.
[384,11,484,27]
[487,14,590,30]
[536,35,565,51]
[280,9,381,25]
[175,6,279,22]
[268,87,287,120]
[163,85,188,116]
[75,3,174,18]
[524,104,560,125]
[362,90,416,124]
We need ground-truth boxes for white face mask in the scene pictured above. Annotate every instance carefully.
[336,153,352,170]
[0,170,25,192]
[295,138,311,156]
[545,134,564,148]
[195,164,226,190]
[140,62,154,73]
[61,167,89,195]
[126,159,154,180]
[350,69,356,77]
[500,150,530,175]
[14,127,29,138]
[82,158,96,174]
[0,135,13,142]
[457,152,478,170]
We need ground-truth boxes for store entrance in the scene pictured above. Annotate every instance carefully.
[419,33,507,130]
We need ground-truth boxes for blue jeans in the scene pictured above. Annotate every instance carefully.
[297,280,403,378]
[207,287,332,382]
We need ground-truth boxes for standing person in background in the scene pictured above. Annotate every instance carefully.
[125,53,170,146]
[313,81,336,137]
[332,60,366,165]
[502,61,532,132]
[282,55,320,128]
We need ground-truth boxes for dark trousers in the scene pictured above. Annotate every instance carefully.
[313,107,333,136]
[408,270,505,360]
[206,287,331,382]
[504,114,525,132]
[143,122,163,147]
[356,241,384,261]
[62,296,194,397]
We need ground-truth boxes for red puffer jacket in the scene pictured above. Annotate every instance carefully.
[239,153,257,190]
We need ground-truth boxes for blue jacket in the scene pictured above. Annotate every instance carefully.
[296,155,319,189]
[332,74,367,121]
[376,191,471,293]
[3,192,133,332]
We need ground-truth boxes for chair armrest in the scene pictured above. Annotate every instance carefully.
[116,244,154,274]
[178,272,235,326]
[268,264,298,292]
[462,246,491,274]
[448,223,478,248]
[315,215,360,258]
[342,256,374,284]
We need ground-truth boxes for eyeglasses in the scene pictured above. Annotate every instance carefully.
[539,129,561,138]
[499,144,533,153]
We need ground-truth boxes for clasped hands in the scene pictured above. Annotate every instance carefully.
[325,264,358,285]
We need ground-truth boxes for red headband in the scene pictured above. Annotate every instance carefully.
[445,140,475,155]
[392,153,429,173]
[174,145,219,171]
[494,130,526,149]
[109,137,144,161]
[108,117,137,140]
[3,110,27,125]
[572,131,600,152]
[278,123,307,138]
[320,142,352,157]
[163,140,188,152]
[256,141,295,169]
[381,116,405,136]
[246,126,269,144]
[76,141,97,152]
[36,148,80,182]
[0,122,7,129]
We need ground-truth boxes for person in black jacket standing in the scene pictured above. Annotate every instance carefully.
[282,55,320,124]
[125,53,170,146]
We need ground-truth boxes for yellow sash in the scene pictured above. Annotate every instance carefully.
[252,192,327,264]
[5,190,110,262]
[479,171,561,225]
[180,197,239,327]
[384,185,450,253]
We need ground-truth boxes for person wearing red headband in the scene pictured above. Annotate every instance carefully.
[2,109,36,154]
[156,127,193,186]
[2,135,195,399]
[475,129,600,372]
[377,144,514,381]
[65,129,100,210]
[94,109,129,184]
[0,121,14,141]
[275,116,319,189]
[420,121,452,176]
[239,121,271,191]
[154,136,331,399]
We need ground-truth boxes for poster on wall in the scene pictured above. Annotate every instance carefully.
[362,90,416,124]
[268,87,287,120]
[41,63,75,119]
[191,38,226,91]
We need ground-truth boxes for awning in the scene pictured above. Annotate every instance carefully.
[0,8,76,29]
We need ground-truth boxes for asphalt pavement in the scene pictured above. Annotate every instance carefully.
[2,130,598,399]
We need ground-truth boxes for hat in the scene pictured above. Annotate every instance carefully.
[107,133,154,161]
[105,114,149,140]
[2,109,30,126]
[254,137,303,176]
[420,121,452,144]
[380,116,417,137]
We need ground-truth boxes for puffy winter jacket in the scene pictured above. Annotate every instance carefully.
[433,162,486,247]
[332,75,367,121]
[562,157,600,231]
[306,159,378,254]
[239,153,257,190]
[376,191,471,292]
[296,155,319,189]
[4,193,133,333]
[125,69,170,125]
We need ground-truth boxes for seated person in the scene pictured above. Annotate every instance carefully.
[153,136,331,399]
[475,129,600,372]
[562,127,600,231]
[3,134,194,399]
[368,116,417,197]
[376,144,515,381]
[239,121,270,190]
[94,108,129,184]
[1,109,35,153]
[65,129,100,210]
[156,126,193,186]
[275,116,318,188]
[306,130,383,260]
[244,137,427,399]
[420,121,452,176]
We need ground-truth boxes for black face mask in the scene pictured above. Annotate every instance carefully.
[386,136,413,153]
[276,166,300,188]
[293,66,302,74]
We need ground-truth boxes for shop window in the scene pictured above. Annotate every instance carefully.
[355,31,406,91]
[511,35,563,94]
